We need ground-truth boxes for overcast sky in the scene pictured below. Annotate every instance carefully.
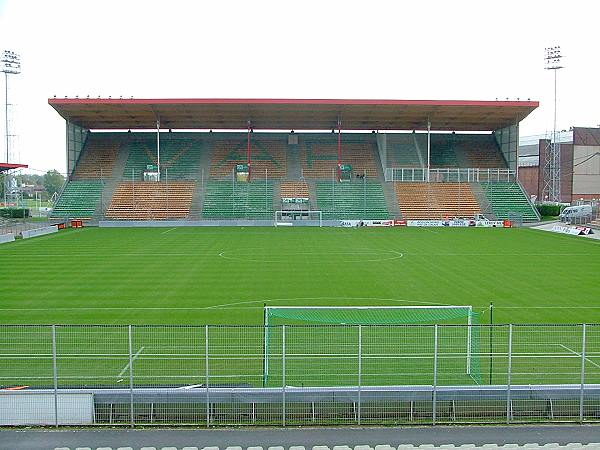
[0,0,598,175]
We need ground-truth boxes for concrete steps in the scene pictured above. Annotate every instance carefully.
[93,141,130,220]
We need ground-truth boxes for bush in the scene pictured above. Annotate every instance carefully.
[536,203,564,216]
[0,207,30,219]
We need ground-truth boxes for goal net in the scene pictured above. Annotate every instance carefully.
[263,305,481,386]
[274,210,322,227]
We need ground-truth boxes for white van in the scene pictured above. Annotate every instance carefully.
[560,205,592,222]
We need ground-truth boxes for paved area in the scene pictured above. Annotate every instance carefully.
[2,425,600,450]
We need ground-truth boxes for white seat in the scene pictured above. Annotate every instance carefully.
[375,446,396,450]
[183,447,200,450]
[290,446,306,450]
[313,446,331,450]
[117,447,134,450]
[333,446,353,450]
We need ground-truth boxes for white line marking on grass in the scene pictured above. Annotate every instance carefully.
[558,343,600,369]
[217,249,404,263]
[0,296,451,312]
[161,228,176,234]
[117,346,144,377]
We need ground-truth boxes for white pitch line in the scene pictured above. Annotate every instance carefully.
[117,346,145,377]
[161,228,176,234]
[558,343,600,369]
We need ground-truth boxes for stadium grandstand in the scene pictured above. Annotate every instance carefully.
[47,98,540,223]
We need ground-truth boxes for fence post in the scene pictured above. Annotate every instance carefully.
[358,324,362,425]
[128,325,134,428]
[579,323,587,423]
[432,324,438,425]
[52,325,58,427]
[282,324,286,427]
[205,325,210,427]
[506,324,513,424]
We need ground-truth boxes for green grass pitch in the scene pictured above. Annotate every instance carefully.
[0,226,599,389]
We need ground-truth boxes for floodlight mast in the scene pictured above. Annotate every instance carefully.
[543,46,564,203]
[1,50,21,207]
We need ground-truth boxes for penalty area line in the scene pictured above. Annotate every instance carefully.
[557,343,600,369]
[161,228,176,235]
[117,346,145,379]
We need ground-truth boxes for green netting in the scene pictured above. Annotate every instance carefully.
[263,307,482,386]
[267,306,474,325]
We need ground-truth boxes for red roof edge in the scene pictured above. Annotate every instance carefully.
[48,97,540,108]
[0,163,28,171]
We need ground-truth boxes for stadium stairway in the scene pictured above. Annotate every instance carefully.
[452,138,472,168]
[189,142,214,219]
[469,182,496,219]
[94,141,131,220]
[382,181,402,218]
[287,141,302,179]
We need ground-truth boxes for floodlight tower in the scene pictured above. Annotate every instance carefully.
[1,50,20,164]
[1,50,21,206]
[543,46,563,203]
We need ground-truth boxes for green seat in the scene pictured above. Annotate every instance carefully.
[316,181,388,219]
[482,182,538,221]
[50,181,103,218]
[202,181,274,219]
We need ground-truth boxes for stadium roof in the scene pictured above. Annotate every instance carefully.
[48,98,539,131]
[0,163,27,173]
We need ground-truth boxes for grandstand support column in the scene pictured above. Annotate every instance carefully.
[427,118,431,182]
[247,120,251,181]
[156,117,161,182]
[337,119,342,181]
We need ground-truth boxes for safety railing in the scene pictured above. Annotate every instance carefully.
[0,323,598,427]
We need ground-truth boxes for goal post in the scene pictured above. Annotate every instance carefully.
[263,305,479,386]
[274,210,322,227]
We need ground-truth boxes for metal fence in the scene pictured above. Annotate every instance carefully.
[0,324,598,427]
[385,167,515,183]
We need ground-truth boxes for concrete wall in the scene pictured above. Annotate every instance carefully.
[517,166,539,200]
[572,144,600,199]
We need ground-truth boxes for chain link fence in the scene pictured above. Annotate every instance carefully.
[0,324,598,427]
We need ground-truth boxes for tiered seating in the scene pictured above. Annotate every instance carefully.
[430,135,458,167]
[105,181,194,220]
[387,134,423,167]
[202,181,274,218]
[395,183,481,219]
[50,181,103,219]
[280,181,310,211]
[301,135,379,178]
[122,138,203,180]
[482,182,538,221]
[209,138,286,179]
[454,135,506,168]
[280,181,309,199]
[71,138,119,179]
[316,181,388,219]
